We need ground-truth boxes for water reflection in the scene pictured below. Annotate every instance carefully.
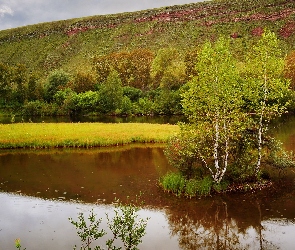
[0,145,295,249]
[0,192,178,250]
[0,145,171,204]
[165,186,295,249]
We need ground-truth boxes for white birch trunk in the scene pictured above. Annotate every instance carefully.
[256,65,268,176]
[217,120,229,184]
[213,113,220,183]
[256,111,263,175]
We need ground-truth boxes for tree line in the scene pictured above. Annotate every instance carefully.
[1,34,295,118]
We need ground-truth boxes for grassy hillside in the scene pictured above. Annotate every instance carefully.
[1,0,295,76]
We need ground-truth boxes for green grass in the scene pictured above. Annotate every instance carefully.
[160,172,213,197]
[0,123,179,149]
[160,172,186,196]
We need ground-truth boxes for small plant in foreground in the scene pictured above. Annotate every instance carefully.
[15,239,26,250]
[69,196,149,250]
[106,198,149,250]
[69,209,106,250]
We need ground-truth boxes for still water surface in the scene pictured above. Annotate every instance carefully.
[1,117,295,249]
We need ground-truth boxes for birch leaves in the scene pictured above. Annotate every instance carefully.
[182,37,244,184]
[181,31,290,184]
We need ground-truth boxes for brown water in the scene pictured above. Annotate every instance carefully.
[0,121,295,249]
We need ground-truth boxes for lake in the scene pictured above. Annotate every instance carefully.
[1,116,295,249]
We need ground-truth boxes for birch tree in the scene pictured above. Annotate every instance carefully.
[182,37,244,184]
[244,31,290,177]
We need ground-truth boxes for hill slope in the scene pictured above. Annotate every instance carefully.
[0,0,295,75]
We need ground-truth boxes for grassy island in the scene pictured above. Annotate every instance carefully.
[0,123,179,149]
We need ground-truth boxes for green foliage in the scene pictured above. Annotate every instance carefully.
[1,0,295,80]
[182,36,245,184]
[0,62,13,105]
[97,70,123,114]
[134,97,153,115]
[212,180,229,193]
[243,30,291,176]
[1,0,295,118]
[106,198,149,250]
[118,96,133,115]
[22,100,45,116]
[150,48,186,90]
[15,239,26,250]
[268,138,295,171]
[69,198,149,250]
[27,73,40,101]
[160,172,186,196]
[123,86,142,102]
[160,172,213,197]
[162,32,294,196]
[69,209,106,250]
[44,69,71,102]
[11,64,28,104]
[22,100,65,116]
[185,176,213,197]
[74,91,100,114]
[153,89,182,115]
[164,124,202,179]
[53,88,75,106]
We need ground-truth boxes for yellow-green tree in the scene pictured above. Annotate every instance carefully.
[182,37,244,184]
[243,30,291,176]
[151,47,186,90]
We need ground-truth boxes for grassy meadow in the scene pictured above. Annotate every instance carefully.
[0,123,179,149]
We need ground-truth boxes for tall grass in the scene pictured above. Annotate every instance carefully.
[0,123,178,149]
[160,172,213,197]
[160,172,186,196]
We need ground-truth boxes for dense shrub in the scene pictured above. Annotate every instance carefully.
[123,86,142,102]
[97,70,123,114]
[44,69,71,102]
[22,100,64,116]
[71,71,96,93]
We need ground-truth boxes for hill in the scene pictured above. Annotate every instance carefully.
[0,0,295,75]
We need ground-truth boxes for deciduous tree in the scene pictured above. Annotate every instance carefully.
[182,37,244,184]
[243,30,290,177]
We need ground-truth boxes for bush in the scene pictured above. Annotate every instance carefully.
[97,70,123,114]
[134,97,154,115]
[22,100,44,116]
[212,180,229,193]
[117,96,133,115]
[153,90,182,115]
[22,100,63,116]
[44,69,71,102]
[123,86,142,102]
